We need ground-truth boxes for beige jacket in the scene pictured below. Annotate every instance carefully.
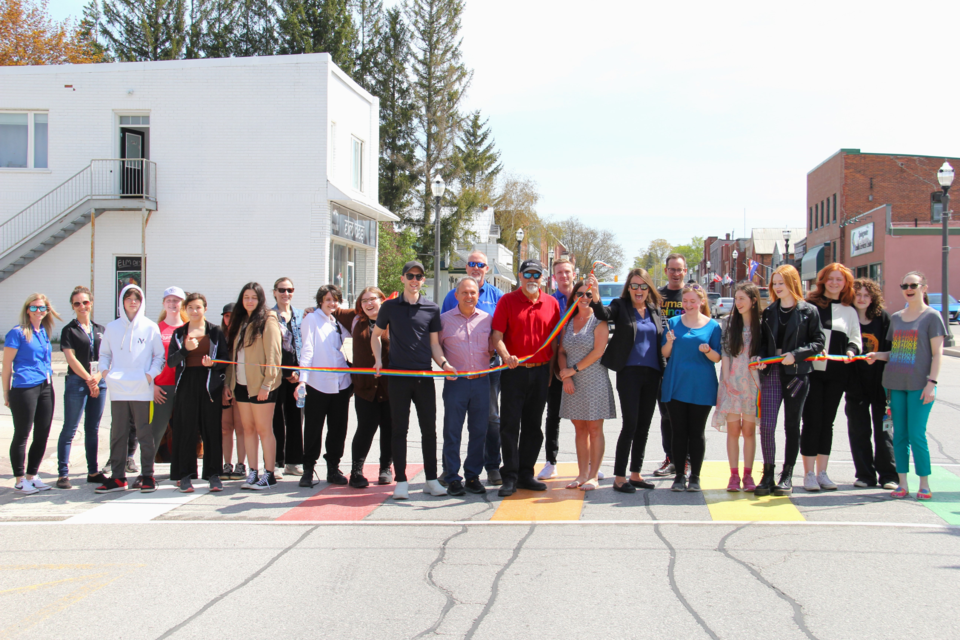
[225,311,283,394]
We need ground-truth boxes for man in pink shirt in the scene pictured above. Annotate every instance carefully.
[439,276,493,496]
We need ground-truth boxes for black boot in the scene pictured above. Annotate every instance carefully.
[773,464,794,496]
[327,464,348,485]
[753,463,777,496]
[349,459,369,488]
[299,464,317,488]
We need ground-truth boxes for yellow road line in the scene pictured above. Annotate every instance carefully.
[492,463,585,521]
[699,461,805,522]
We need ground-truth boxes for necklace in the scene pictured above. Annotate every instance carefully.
[778,304,796,326]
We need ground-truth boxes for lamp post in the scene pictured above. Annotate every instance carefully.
[431,175,445,302]
[731,249,739,294]
[706,261,711,291]
[782,228,792,268]
[938,162,954,347]
[515,228,524,264]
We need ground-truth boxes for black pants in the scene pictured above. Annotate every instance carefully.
[272,376,304,466]
[614,367,661,477]
[303,385,352,469]
[667,399,711,480]
[500,365,550,484]
[353,395,392,467]
[543,373,562,465]
[172,368,223,481]
[845,391,898,486]
[388,376,438,483]
[657,398,672,459]
[9,380,54,477]
[800,372,845,457]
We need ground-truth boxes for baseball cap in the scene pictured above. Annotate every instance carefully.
[402,261,425,275]
[519,259,544,274]
[162,286,186,300]
[222,302,235,315]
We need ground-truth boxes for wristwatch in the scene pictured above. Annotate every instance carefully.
[928,378,938,385]
[573,364,580,373]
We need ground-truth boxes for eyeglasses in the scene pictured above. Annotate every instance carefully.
[28,305,48,313]
[361,297,380,305]
[900,282,921,290]
[521,271,542,280]
[276,287,294,294]
[666,268,686,274]
[72,300,92,307]
[405,273,425,281]
[467,261,487,269]
[575,291,593,299]
[628,283,649,291]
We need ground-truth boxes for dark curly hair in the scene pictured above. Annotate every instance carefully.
[852,278,884,320]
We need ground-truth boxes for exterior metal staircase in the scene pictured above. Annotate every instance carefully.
[0,159,157,284]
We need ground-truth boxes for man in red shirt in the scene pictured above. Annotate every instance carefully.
[491,259,561,496]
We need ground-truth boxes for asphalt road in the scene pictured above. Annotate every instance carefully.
[1,357,959,639]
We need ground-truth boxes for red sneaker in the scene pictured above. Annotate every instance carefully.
[94,478,128,494]
[742,473,757,492]
[140,476,157,493]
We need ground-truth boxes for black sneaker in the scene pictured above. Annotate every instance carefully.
[250,470,275,491]
[464,478,487,494]
[240,468,259,489]
[130,475,144,490]
[140,476,157,493]
[447,479,466,496]
[222,463,233,479]
[299,466,318,488]
[349,471,369,488]
[179,477,194,493]
[326,468,348,485]
[516,477,547,491]
[87,472,109,484]
[233,463,247,481]
[208,476,223,492]
[95,478,128,494]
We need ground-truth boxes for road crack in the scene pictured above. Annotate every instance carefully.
[413,525,469,638]
[718,525,819,640]
[464,523,535,640]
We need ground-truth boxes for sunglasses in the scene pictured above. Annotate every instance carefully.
[900,283,922,290]
[688,284,703,291]
[467,261,487,269]
[361,297,380,305]
[72,300,92,307]
[522,271,542,280]
[575,291,594,299]
[275,287,294,294]
[29,305,48,313]
[628,283,650,291]
[405,273,425,281]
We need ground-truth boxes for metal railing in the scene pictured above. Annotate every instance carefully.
[0,159,157,256]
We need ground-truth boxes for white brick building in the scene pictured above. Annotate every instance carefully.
[0,54,396,329]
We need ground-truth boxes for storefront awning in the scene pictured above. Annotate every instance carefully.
[328,179,399,222]
[801,244,825,281]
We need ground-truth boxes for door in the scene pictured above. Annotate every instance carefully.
[120,128,144,196]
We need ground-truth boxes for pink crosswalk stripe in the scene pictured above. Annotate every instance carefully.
[277,464,425,521]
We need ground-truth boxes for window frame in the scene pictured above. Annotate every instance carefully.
[0,111,50,171]
[351,136,363,192]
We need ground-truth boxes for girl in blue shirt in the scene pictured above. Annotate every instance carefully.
[2,293,61,495]
[661,285,722,492]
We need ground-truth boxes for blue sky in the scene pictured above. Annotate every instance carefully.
[48,0,960,260]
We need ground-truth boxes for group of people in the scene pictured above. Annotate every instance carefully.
[3,250,945,503]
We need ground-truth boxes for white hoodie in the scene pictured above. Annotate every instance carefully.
[99,284,165,401]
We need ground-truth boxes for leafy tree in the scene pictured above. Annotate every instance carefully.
[556,217,625,281]
[0,0,105,65]
[634,238,673,287]
[100,0,188,61]
[494,172,540,263]
[377,222,417,297]
[669,235,704,272]
[232,0,278,57]
[277,0,356,72]
[76,0,113,62]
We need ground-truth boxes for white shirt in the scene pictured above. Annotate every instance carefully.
[299,309,352,393]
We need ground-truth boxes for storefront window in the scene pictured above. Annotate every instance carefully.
[330,242,369,307]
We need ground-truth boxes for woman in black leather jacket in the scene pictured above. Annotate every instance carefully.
[754,265,824,496]
[587,269,666,493]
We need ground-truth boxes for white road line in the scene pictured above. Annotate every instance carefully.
[63,484,208,524]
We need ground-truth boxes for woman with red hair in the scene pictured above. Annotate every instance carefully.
[801,264,861,492]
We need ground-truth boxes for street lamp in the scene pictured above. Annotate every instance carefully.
[706,261,712,291]
[782,228,792,267]
[431,175,445,302]
[515,228,524,266]
[731,249,739,292]
[938,161,954,346]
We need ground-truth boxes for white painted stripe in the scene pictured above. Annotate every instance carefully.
[63,484,208,524]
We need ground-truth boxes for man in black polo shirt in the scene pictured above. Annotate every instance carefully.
[372,261,456,500]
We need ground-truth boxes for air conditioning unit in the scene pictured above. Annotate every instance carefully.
[488,225,501,239]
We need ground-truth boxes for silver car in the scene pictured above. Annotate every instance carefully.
[714,297,735,317]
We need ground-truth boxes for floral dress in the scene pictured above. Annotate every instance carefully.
[712,326,760,432]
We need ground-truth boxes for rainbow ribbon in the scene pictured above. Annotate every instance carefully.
[749,354,871,368]
[213,261,612,379]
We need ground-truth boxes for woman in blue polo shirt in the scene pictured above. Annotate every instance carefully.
[661,285,722,493]
[2,293,61,495]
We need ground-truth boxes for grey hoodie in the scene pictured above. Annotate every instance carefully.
[98,284,165,401]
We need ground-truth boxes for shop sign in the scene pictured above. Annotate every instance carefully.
[850,222,874,257]
[331,206,376,247]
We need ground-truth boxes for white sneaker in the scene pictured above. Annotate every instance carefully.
[273,466,284,480]
[803,472,820,492]
[423,479,447,496]
[817,471,838,491]
[284,464,303,476]
[853,479,869,488]
[597,471,605,481]
[126,457,139,474]
[15,478,39,495]
[882,481,899,490]
[393,481,409,500]
[30,476,51,491]
[537,463,558,480]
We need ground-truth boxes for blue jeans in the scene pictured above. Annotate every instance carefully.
[442,375,490,483]
[57,374,107,476]
[485,362,502,471]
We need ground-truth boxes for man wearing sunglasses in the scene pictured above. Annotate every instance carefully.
[373,261,456,500]
[441,251,505,486]
[491,259,561,496]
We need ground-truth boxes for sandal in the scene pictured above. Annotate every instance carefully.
[890,486,908,498]
[917,488,933,500]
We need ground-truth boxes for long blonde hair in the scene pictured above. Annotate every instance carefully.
[18,293,61,343]
[157,296,188,324]
[681,284,712,317]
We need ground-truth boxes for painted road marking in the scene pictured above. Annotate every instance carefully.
[277,464,424,521]
[64,483,207,524]
[491,463,584,521]
[909,465,960,525]
[700,461,805,522]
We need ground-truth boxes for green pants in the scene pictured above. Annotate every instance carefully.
[888,389,932,477]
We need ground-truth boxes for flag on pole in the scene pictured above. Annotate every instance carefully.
[749,260,759,281]
[713,273,722,283]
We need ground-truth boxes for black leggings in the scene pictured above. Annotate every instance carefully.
[353,396,392,467]
[800,372,845,457]
[9,380,55,477]
[667,399,712,480]
[614,367,660,477]
[172,369,223,481]
[272,376,304,466]
[302,385,352,469]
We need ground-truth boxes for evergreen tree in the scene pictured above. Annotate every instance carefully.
[201,0,241,58]
[352,0,382,92]
[277,0,356,72]
[184,0,211,59]
[232,0,277,57]
[77,0,114,62]
[100,0,188,61]
[447,110,501,248]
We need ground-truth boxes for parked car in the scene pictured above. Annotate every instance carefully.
[714,297,735,317]
[707,292,721,316]
[923,293,960,324]
[597,282,622,306]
